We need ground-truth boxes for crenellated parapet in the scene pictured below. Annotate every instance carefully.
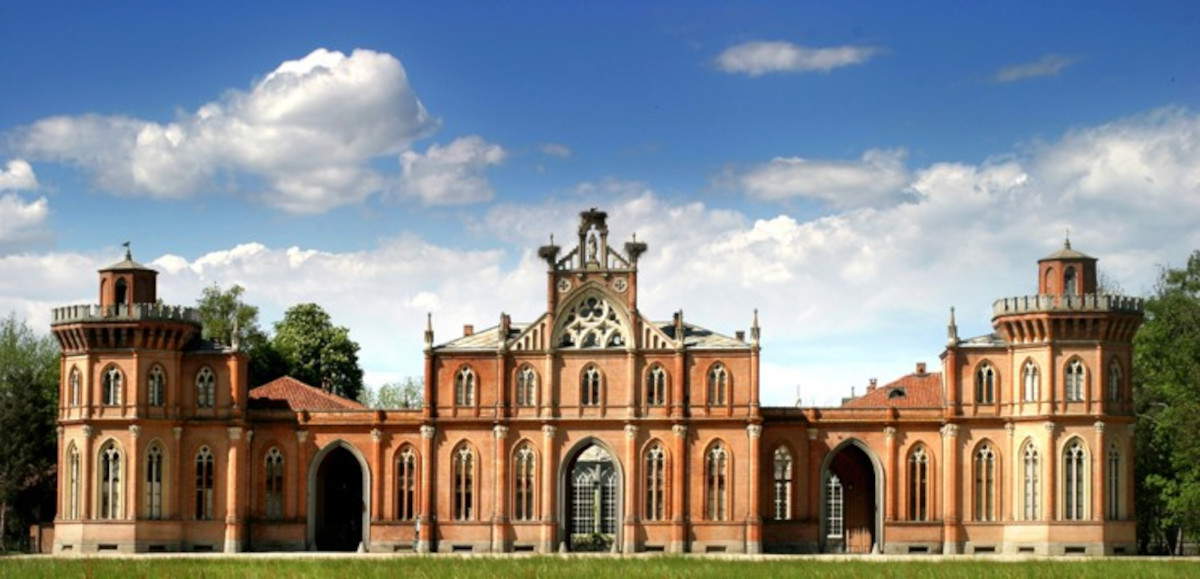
[991,294,1143,317]
[52,303,202,325]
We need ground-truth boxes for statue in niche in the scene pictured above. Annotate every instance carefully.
[586,229,599,263]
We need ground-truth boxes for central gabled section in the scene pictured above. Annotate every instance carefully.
[554,289,631,349]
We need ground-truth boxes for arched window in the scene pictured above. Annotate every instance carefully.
[453,444,474,520]
[195,446,215,520]
[195,367,215,409]
[558,294,626,348]
[707,363,728,406]
[1022,361,1039,402]
[147,365,166,408]
[454,367,475,407]
[704,443,728,521]
[265,447,284,520]
[114,278,128,305]
[1064,266,1078,295]
[646,365,666,407]
[396,446,417,521]
[513,444,536,522]
[516,366,537,407]
[644,444,666,521]
[1063,439,1087,520]
[1044,267,1056,294]
[98,440,122,519]
[974,443,997,521]
[146,443,164,519]
[1107,360,1122,402]
[1065,360,1085,402]
[102,366,122,406]
[581,365,602,407]
[773,447,793,520]
[975,363,996,404]
[908,445,929,521]
[826,474,844,539]
[1022,442,1040,520]
[66,443,80,520]
[68,366,81,407]
[1107,444,1120,519]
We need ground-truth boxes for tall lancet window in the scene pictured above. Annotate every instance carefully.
[455,367,475,407]
[513,444,536,521]
[102,366,122,406]
[146,443,164,519]
[708,363,728,406]
[705,443,728,521]
[644,444,666,521]
[1023,361,1039,402]
[396,446,417,521]
[908,445,929,521]
[265,447,284,520]
[453,444,474,520]
[1022,442,1040,520]
[1107,360,1122,402]
[66,443,80,520]
[148,365,166,408]
[68,366,81,407]
[581,365,602,407]
[974,444,997,521]
[195,367,215,408]
[772,447,793,520]
[195,446,214,520]
[1063,439,1087,520]
[98,441,122,519]
[826,474,844,538]
[975,363,996,404]
[1065,360,1086,402]
[646,365,666,407]
[516,366,537,407]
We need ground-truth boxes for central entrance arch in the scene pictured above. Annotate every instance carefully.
[307,441,371,551]
[820,439,884,554]
[558,439,623,552]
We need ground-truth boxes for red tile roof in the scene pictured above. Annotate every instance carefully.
[841,372,944,409]
[248,376,365,411]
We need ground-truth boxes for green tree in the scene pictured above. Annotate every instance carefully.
[1134,250,1200,554]
[359,377,423,409]
[272,304,364,401]
[195,284,288,386]
[0,315,59,551]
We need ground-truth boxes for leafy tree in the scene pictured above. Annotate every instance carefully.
[272,304,364,401]
[195,284,289,386]
[0,315,59,551]
[359,377,423,409]
[1134,250,1200,554]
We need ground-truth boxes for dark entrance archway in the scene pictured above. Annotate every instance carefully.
[312,445,365,551]
[559,441,622,552]
[820,440,883,554]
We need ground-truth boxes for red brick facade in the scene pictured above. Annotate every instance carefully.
[49,212,1141,555]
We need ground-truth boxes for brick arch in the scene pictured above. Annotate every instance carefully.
[306,439,371,550]
[819,438,885,553]
[556,436,625,551]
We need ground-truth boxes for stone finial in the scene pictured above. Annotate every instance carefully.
[883,426,896,439]
[750,309,760,346]
[624,424,639,440]
[542,424,557,438]
[424,313,434,349]
[746,424,762,439]
[493,425,509,439]
[671,424,688,438]
[420,425,436,439]
[947,306,959,347]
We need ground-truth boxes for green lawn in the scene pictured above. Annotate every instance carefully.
[2,556,1200,578]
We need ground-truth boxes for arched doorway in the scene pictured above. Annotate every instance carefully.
[307,442,370,551]
[559,440,622,552]
[820,439,884,554]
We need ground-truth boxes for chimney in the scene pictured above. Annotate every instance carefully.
[916,362,927,375]
[463,324,474,336]
[735,330,745,341]
[868,378,878,391]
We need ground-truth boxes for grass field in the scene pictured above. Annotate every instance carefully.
[3,556,1200,579]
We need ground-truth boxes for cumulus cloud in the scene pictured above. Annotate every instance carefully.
[0,159,38,191]
[12,48,507,213]
[735,148,911,208]
[993,53,1076,83]
[715,41,877,76]
[539,143,572,158]
[397,135,506,205]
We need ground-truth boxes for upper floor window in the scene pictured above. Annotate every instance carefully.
[102,366,123,406]
[396,446,417,521]
[646,365,666,407]
[644,444,666,521]
[516,365,537,407]
[1022,361,1039,402]
[704,442,728,521]
[455,367,475,407]
[974,443,997,522]
[707,363,728,406]
[908,445,929,521]
[195,367,215,408]
[68,366,81,407]
[975,363,996,404]
[1064,266,1078,295]
[1063,439,1088,520]
[772,446,793,520]
[581,365,602,407]
[148,365,166,407]
[1065,360,1086,402]
[1107,360,1122,402]
[558,295,626,348]
[195,446,215,520]
[265,447,284,520]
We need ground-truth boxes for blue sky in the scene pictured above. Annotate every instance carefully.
[2,1,1199,405]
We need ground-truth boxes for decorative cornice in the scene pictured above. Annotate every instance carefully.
[420,425,436,439]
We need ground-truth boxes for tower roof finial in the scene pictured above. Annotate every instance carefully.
[1064,227,1071,250]
[122,241,132,261]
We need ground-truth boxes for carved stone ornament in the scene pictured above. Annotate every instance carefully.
[746,424,762,439]
[940,424,959,438]
[493,425,509,439]
[612,278,628,293]
[128,424,141,437]
[557,278,572,293]
[542,424,557,438]
[624,424,639,439]
[883,426,896,439]
[671,424,688,438]
[420,425,436,439]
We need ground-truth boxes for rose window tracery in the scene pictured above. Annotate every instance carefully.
[559,295,626,348]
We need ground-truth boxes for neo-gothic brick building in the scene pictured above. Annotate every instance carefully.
[49,209,1143,556]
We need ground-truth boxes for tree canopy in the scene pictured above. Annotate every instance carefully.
[272,303,364,401]
[358,377,422,409]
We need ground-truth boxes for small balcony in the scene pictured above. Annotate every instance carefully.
[992,294,1144,317]
[51,303,201,326]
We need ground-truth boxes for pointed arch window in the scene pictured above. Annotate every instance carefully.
[975,363,996,404]
[644,444,666,521]
[195,367,215,409]
[707,363,728,406]
[146,443,165,519]
[826,474,844,538]
[1064,266,1078,295]
[1022,442,1040,520]
[974,443,997,521]
[1107,360,1122,402]
[1022,361,1039,402]
[66,443,80,520]
[98,441,122,519]
[195,446,215,520]
[705,443,728,521]
[396,446,417,521]
[646,365,666,407]
[516,366,537,407]
[148,365,166,407]
[773,447,793,520]
[513,444,536,521]
[581,365,602,407]
[68,366,81,407]
[455,367,475,407]
[265,447,284,520]
[558,295,626,348]
[908,445,929,521]
[1065,360,1085,402]
[102,366,122,406]
[453,445,474,520]
[1063,439,1087,520]
[1107,444,1120,519]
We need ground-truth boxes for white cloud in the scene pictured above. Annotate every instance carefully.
[14,48,454,213]
[736,148,910,208]
[993,53,1076,83]
[0,194,50,251]
[539,143,572,158]
[398,135,506,205]
[0,159,38,191]
[715,41,877,76]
